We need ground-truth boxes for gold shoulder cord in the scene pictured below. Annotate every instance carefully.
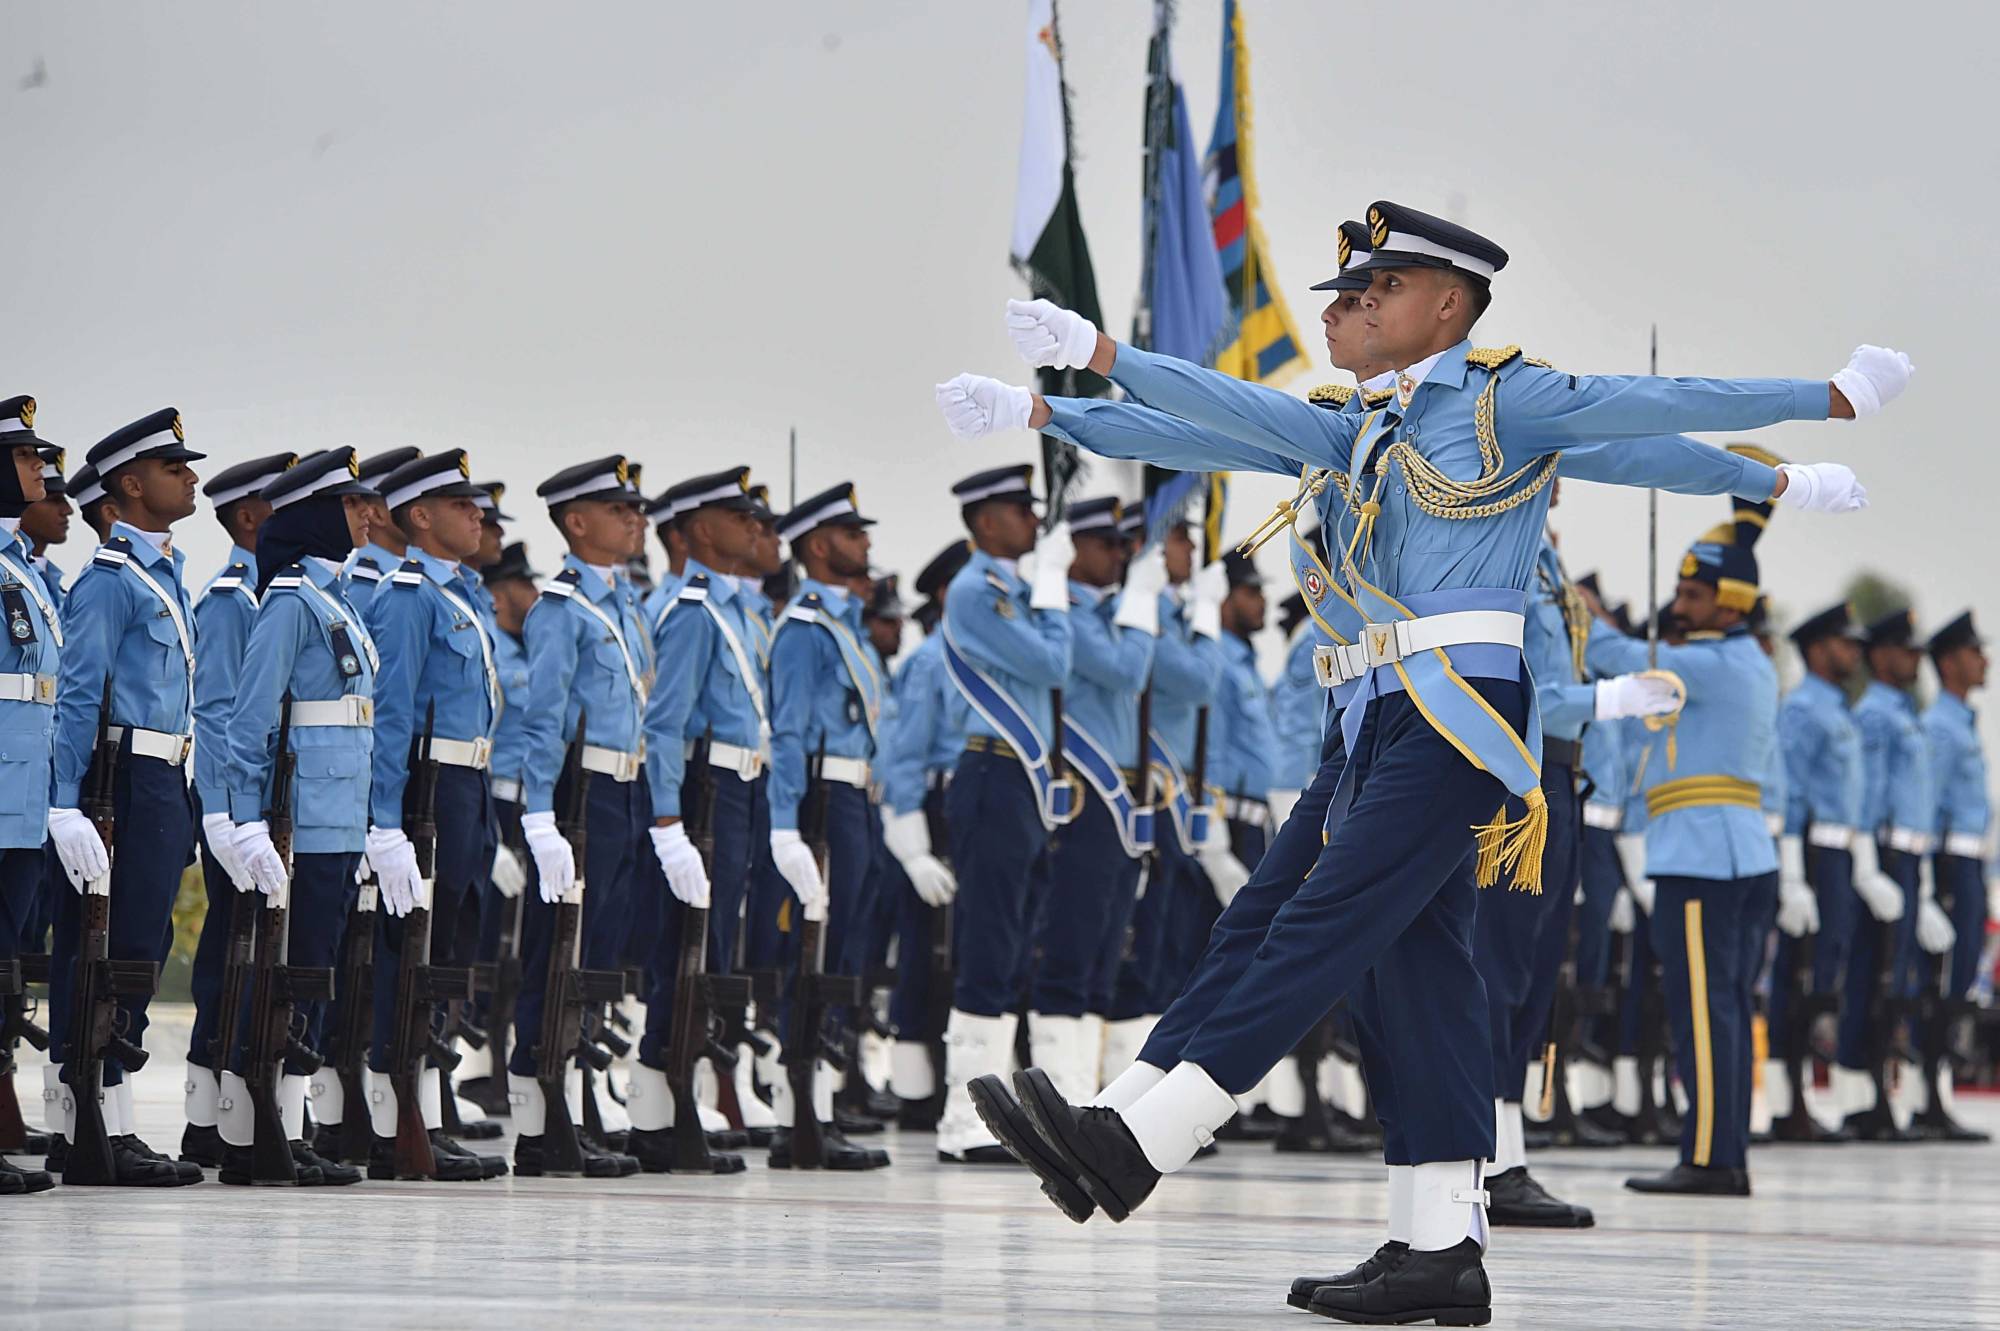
[1383,371,1560,521]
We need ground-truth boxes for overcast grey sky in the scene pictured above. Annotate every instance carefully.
[6,2,1995,734]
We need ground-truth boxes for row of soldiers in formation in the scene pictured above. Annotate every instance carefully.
[925,199,1937,1325]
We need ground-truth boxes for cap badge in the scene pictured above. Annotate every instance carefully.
[18,399,34,429]
[170,414,185,443]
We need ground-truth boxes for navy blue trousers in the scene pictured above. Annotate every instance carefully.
[1935,852,1989,998]
[1768,845,1851,1060]
[888,787,952,1035]
[1575,824,1622,994]
[741,776,788,975]
[47,754,195,1083]
[1651,874,1768,1170]
[0,845,41,964]
[1474,761,1581,1099]
[945,750,1050,1017]
[1614,911,1657,1057]
[474,796,525,1030]
[822,788,880,987]
[509,770,648,1077]
[1030,784,1141,1016]
[205,851,357,1075]
[1835,843,1920,1068]
[187,792,238,1068]
[1108,840,1186,1020]
[368,766,494,1071]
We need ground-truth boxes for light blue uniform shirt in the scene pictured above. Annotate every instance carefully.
[1063,581,1153,774]
[191,543,259,815]
[642,568,685,637]
[0,528,63,847]
[364,548,501,829]
[768,577,886,832]
[1778,673,1863,834]
[1588,623,1778,879]
[643,559,767,819]
[342,541,403,614]
[1151,590,1221,771]
[1215,631,1275,801]
[55,523,196,806]
[939,550,1072,756]
[1269,624,1324,791]
[32,553,64,606]
[880,632,961,818]
[1925,691,1990,845]
[1526,540,1594,743]
[519,554,648,816]
[223,559,376,852]
[1854,680,1933,843]
[488,626,531,795]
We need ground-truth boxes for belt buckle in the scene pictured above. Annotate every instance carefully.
[353,696,374,725]
[621,751,642,782]
[34,675,54,705]
[1312,644,1339,689]
[738,747,762,781]
[473,737,493,769]
[1361,622,1403,668]
[173,734,193,765]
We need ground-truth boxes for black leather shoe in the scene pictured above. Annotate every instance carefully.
[431,1130,508,1178]
[967,1072,1093,1223]
[178,1123,226,1169]
[1274,1108,1376,1155]
[897,1096,941,1132]
[1770,1108,1852,1144]
[0,1154,54,1194]
[1841,1103,1921,1143]
[1308,1238,1491,1325]
[1556,1113,1627,1149]
[517,1133,647,1178]
[292,1139,362,1185]
[625,1127,746,1175]
[367,1134,486,1181]
[1485,1166,1593,1228]
[1917,1105,1992,1143]
[126,1136,204,1184]
[8,1129,51,1156]
[767,1124,889,1170]
[1624,1163,1750,1196]
[1214,1109,1280,1142]
[1011,1067,1157,1223]
[219,1142,315,1187]
[455,1075,512,1118]
[1288,1243,1409,1310]
[1577,1102,1631,1144]
[451,1116,505,1141]
[105,1139,199,1186]
[705,1126,751,1150]
[832,1108,884,1136]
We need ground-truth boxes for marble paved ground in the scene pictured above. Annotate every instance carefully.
[7,1006,2000,1329]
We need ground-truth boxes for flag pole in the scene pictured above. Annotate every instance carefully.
[788,425,797,510]
[1646,325,1659,669]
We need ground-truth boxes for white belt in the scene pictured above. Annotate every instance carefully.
[490,777,524,804]
[107,726,193,766]
[686,738,767,781]
[290,696,374,727]
[581,744,644,783]
[818,755,871,789]
[1222,795,1269,828]
[1765,811,1785,840]
[1582,802,1623,831]
[1312,610,1525,688]
[1807,823,1855,851]
[1884,825,1933,856]
[0,673,56,705]
[1944,831,1988,859]
[429,736,493,770]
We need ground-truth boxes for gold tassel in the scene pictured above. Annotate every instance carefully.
[1470,787,1548,894]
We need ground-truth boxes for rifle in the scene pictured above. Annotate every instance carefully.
[480,803,529,1109]
[62,681,159,1184]
[783,742,862,1168]
[530,712,626,1175]
[329,860,378,1165]
[665,732,750,1171]
[385,703,474,1179]
[1190,704,1212,850]
[922,784,954,1114]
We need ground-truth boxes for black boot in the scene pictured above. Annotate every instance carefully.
[1841,1100,1921,1143]
[455,1075,512,1118]
[766,1123,889,1170]
[623,1126,746,1175]
[1770,1110,1852,1144]
[831,1108,884,1136]
[518,1132,647,1178]
[291,1138,363,1185]
[431,1129,508,1178]
[1624,1162,1750,1196]
[1288,1243,1409,1310]
[1577,1102,1631,1145]
[967,1073,1094,1223]
[1275,1102,1378,1155]
[896,1095,941,1132]
[178,1122,226,1169]
[1010,1067,1157,1223]
[125,1136,204,1184]
[1917,1096,1992,1143]
[1307,1238,1491,1326]
[219,1142,318,1187]
[1484,1167,1593,1228]
[0,1154,54,1194]
[1214,1107,1280,1142]
[367,1134,486,1181]
[87,1138,198,1187]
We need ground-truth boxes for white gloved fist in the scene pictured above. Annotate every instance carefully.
[1188,560,1230,640]
[770,829,828,921]
[201,811,253,893]
[1630,877,1657,917]
[1595,673,1681,720]
[1829,344,1913,419]
[520,811,575,905]
[1029,522,1075,612]
[1113,545,1167,636]
[365,825,422,918]
[1849,838,1904,922]
[905,855,957,908]
[1005,297,1099,371]
[490,841,525,899]
[1916,898,1956,955]
[1608,887,1636,935]
[1776,878,1820,938]
[232,820,288,899]
[1776,462,1868,514]
[936,373,1033,440]
[650,823,711,909]
[48,808,109,892]
[882,809,957,907]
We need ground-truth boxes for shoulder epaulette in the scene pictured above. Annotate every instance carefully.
[1362,387,1396,407]
[1465,345,1524,371]
[349,563,382,583]
[1307,383,1354,407]
[783,602,818,624]
[677,572,710,603]
[1522,355,1556,369]
[269,574,304,589]
[983,572,1010,594]
[389,558,425,587]
[91,537,133,571]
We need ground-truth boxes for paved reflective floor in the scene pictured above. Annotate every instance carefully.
[7,1007,2000,1329]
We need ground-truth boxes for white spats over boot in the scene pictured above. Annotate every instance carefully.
[1832,1063,1877,1118]
[112,1079,141,1144]
[1098,1016,1157,1089]
[1569,1056,1614,1113]
[733,1043,779,1130]
[217,1072,254,1149]
[597,1065,635,1136]
[1264,1055,1307,1119]
[1387,1164,1415,1244]
[366,1070,399,1140]
[1612,1055,1643,1117]
[937,1010,1015,1161]
[184,1063,220,1129]
[418,1066,445,1132]
[1763,1059,1794,1120]
[1028,1012,1095,1104]
[511,1078,550,1137]
[1411,1161,1489,1253]
[1887,1057,1926,1128]
[1089,1060,1166,1112]
[43,1064,68,1138]
[279,1074,309,1142]
[308,1065,344,1129]
[1122,1062,1237,1174]
[455,1038,493,1083]
[625,1065,672,1132]
[1322,1046,1370,1121]
[1488,1100,1526,1174]
[889,1039,936,1102]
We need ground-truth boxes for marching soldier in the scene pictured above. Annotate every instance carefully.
[0,395,61,1196]
[342,447,421,612]
[943,198,1896,1321]
[360,449,505,1181]
[46,407,207,1186]
[212,447,379,1186]
[181,449,298,1167]
[506,456,649,1178]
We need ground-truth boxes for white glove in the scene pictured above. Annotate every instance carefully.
[1029,522,1075,612]
[650,823,711,909]
[1188,560,1229,640]
[1595,673,1681,721]
[1776,878,1820,938]
[1848,837,1904,922]
[48,808,109,892]
[1630,876,1657,917]
[490,841,525,899]
[1779,834,1808,889]
[521,811,575,905]
[1775,462,1868,514]
[936,373,1033,440]
[1005,297,1100,371]
[1916,898,1956,955]
[770,829,828,921]
[1829,344,1913,419]
[365,825,422,918]
[232,820,288,898]
[883,810,956,907]
[201,811,254,893]
[1113,546,1167,635]
[1267,787,1302,829]
[1608,887,1636,935]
